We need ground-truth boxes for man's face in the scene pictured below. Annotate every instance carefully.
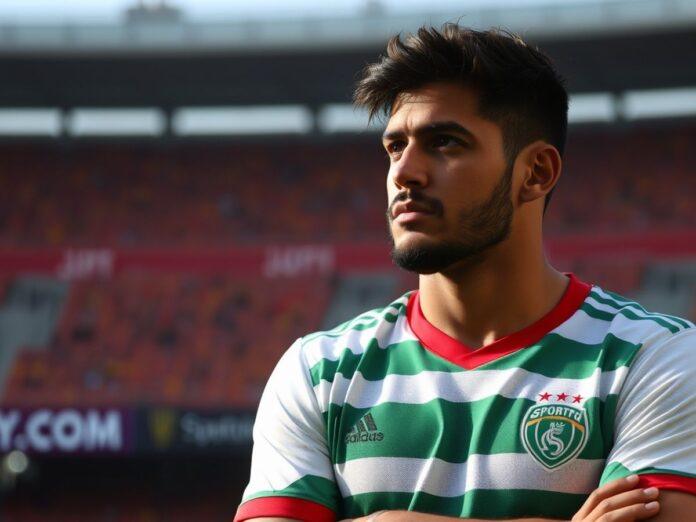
[383,82,514,274]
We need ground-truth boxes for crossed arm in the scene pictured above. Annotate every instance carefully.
[244,475,696,522]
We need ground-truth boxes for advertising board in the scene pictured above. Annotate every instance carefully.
[0,407,133,455]
[139,408,255,454]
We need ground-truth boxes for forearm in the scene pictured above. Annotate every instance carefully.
[351,511,562,522]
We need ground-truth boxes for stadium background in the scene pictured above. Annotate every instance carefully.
[0,0,695,520]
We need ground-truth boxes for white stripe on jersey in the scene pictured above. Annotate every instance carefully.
[551,307,671,346]
[335,453,603,497]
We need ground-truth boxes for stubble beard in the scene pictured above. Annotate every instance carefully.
[388,165,514,274]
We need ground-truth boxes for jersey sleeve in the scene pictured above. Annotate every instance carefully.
[600,328,696,494]
[234,339,340,522]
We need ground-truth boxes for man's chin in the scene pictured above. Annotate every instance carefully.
[391,232,438,251]
[391,240,460,274]
[390,227,504,275]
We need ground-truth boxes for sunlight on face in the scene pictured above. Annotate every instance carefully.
[383,83,512,273]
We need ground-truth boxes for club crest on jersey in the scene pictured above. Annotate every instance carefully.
[521,393,589,471]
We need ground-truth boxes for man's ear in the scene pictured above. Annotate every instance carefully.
[515,140,562,205]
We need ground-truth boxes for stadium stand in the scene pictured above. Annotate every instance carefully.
[1,124,696,409]
[0,125,695,249]
[2,273,331,407]
[547,126,696,235]
[0,142,386,247]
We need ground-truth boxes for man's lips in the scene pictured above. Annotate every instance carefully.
[391,200,436,221]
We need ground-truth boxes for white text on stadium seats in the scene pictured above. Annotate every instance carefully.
[263,245,335,277]
[57,249,114,280]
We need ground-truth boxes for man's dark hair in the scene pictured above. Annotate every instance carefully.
[354,24,568,211]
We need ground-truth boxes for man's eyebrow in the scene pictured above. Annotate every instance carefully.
[382,121,476,141]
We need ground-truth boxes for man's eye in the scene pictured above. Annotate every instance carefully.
[386,141,405,154]
[432,135,462,149]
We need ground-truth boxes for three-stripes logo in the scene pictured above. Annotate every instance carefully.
[345,412,384,444]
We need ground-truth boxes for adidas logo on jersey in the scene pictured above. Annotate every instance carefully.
[345,412,384,444]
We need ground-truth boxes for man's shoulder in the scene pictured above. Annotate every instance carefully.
[297,291,414,365]
[582,284,695,342]
[580,285,695,385]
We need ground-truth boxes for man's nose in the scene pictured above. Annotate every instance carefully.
[390,144,429,190]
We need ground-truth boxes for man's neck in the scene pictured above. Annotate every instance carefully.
[417,242,568,350]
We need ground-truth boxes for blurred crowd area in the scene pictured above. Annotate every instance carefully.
[0,125,694,249]
[0,123,695,410]
[2,274,331,408]
[0,140,386,247]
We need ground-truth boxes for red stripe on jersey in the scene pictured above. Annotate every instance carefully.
[407,273,592,370]
[234,496,336,522]
[639,474,696,495]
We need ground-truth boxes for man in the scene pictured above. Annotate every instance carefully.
[234,25,696,521]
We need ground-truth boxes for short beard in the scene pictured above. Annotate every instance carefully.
[389,165,513,274]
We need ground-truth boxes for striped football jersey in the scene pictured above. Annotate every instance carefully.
[235,274,696,521]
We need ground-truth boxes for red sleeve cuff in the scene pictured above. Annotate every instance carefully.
[234,496,336,522]
[638,473,696,495]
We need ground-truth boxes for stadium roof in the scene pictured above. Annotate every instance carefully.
[2,27,696,110]
[0,0,695,115]
[0,0,695,54]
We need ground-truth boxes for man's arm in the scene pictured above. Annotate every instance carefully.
[343,492,695,522]
[243,476,671,522]
[337,476,663,522]
[647,490,696,522]
[592,328,696,522]
[238,514,586,521]
[343,479,696,522]
[233,340,341,521]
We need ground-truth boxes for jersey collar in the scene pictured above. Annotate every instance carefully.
[406,273,592,370]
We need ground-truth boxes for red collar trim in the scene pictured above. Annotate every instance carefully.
[406,274,592,370]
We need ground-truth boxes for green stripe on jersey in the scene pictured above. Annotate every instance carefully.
[325,396,610,464]
[599,393,620,450]
[602,289,694,329]
[341,488,586,520]
[589,290,693,330]
[580,302,681,333]
[309,339,458,387]
[309,333,641,386]
[478,333,641,375]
